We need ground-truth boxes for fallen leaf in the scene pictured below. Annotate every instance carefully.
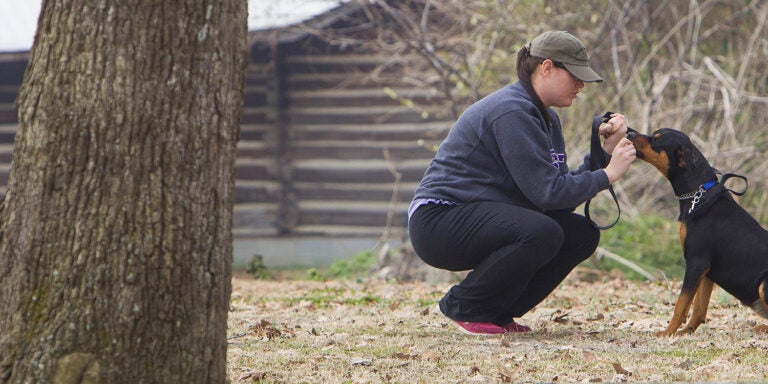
[499,367,516,382]
[588,313,605,321]
[745,339,768,349]
[350,357,372,366]
[246,320,283,340]
[239,370,267,382]
[612,373,629,382]
[697,341,713,348]
[582,351,597,362]
[678,359,695,370]
[611,362,632,375]
[551,311,570,323]
[420,350,441,362]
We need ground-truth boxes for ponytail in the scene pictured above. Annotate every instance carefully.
[516,45,550,125]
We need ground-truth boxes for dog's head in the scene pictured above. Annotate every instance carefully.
[627,128,716,189]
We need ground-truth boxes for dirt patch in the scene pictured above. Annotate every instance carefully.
[227,270,768,383]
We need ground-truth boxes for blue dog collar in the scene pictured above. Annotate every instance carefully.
[676,180,717,201]
[677,180,719,214]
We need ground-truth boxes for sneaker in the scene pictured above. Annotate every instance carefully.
[451,320,506,335]
[501,320,531,333]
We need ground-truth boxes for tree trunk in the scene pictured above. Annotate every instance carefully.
[0,1,247,383]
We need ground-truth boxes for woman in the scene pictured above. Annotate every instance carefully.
[408,31,636,335]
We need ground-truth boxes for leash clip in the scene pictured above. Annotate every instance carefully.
[688,186,705,214]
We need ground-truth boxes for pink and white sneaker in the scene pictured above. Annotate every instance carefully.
[501,320,531,333]
[451,320,506,335]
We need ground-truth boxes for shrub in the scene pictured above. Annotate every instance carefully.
[306,250,378,281]
[592,214,685,280]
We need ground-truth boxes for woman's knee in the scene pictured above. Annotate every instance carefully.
[584,225,600,252]
[573,215,600,255]
[528,215,564,247]
[552,212,600,262]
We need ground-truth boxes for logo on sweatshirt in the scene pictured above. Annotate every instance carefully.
[550,149,565,168]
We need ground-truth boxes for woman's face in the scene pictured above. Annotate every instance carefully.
[534,60,585,108]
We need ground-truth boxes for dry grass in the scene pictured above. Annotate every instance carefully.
[227,270,768,383]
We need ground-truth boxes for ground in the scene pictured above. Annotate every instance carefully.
[226,269,768,383]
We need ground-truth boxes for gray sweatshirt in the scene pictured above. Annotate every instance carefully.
[409,82,609,216]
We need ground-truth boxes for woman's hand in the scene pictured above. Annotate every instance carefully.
[600,113,628,155]
[604,138,636,183]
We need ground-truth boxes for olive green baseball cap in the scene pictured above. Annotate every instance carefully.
[528,31,603,82]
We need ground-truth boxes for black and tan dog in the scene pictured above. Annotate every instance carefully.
[628,128,768,336]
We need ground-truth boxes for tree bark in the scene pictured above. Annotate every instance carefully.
[0,1,247,383]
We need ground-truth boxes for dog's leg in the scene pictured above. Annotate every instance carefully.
[750,280,768,319]
[679,276,713,335]
[655,221,697,337]
[655,266,710,337]
[750,280,768,333]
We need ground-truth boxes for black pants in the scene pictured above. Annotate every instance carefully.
[409,202,599,325]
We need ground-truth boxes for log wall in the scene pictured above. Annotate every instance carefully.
[238,34,451,237]
[0,22,453,239]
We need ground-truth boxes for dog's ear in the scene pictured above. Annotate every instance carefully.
[676,144,702,171]
[675,146,687,169]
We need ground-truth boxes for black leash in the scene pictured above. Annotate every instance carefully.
[717,171,749,196]
[584,112,636,230]
[583,114,748,227]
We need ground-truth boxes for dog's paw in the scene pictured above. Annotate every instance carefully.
[653,330,676,337]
